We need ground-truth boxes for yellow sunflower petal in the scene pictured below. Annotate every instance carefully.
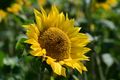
[58,12,65,26]
[40,6,47,24]
[34,9,43,31]
[23,24,39,36]
[60,19,74,33]
[30,44,40,51]
[25,39,38,44]
[74,62,82,73]
[46,57,62,75]
[46,5,60,28]
[26,31,38,40]
[51,62,62,75]
[40,6,47,16]
[7,3,21,14]
[64,60,87,73]
[71,47,90,55]
[30,49,46,56]
[68,27,81,38]
[71,34,90,47]
[71,47,90,60]
[0,10,7,21]
[61,67,66,77]
[30,24,40,35]
[63,59,75,68]
[74,62,87,73]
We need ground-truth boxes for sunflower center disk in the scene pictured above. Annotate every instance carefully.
[39,27,71,61]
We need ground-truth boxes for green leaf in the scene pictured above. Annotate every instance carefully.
[15,38,27,51]
[0,51,5,67]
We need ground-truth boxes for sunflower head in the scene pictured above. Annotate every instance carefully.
[24,5,90,76]
[0,10,7,22]
[38,0,47,6]
[107,0,117,7]
[7,3,21,14]
[95,0,117,10]
[0,0,22,14]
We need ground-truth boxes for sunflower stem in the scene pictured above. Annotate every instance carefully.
[96,55,106,80]
[91,52,97,80]
[84,72,88,80]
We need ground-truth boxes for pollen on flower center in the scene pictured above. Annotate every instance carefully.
[39,27,71,61]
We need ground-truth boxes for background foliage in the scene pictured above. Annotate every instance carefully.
[0,0,120,80]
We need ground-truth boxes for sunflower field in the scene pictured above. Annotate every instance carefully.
[0,0,120,80]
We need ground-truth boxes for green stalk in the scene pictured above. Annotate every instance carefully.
[96,55,106,80]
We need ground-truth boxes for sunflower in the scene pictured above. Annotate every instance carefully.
[0,0,22,21]
[38,0,47,6]
[0,10,7,22]
[96,0,117,10]
[23,5,90,76]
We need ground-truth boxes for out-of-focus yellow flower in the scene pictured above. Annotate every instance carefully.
[96,3,110,10]
[96,0,117,10]
[24,5,90,76]
[106,0,117,7]
[17,0,23,5]
[24,1,31,7]
[19,0,32,7]
[0,0,22,21]
[38,0,47,6]
[90,24,95,32]
[16,0,31,6]
[0,10,7,22]
[7,3,21,14]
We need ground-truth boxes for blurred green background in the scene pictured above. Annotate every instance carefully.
[0,0,120,80]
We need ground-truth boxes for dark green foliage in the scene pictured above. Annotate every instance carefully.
[0,0,120,80]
